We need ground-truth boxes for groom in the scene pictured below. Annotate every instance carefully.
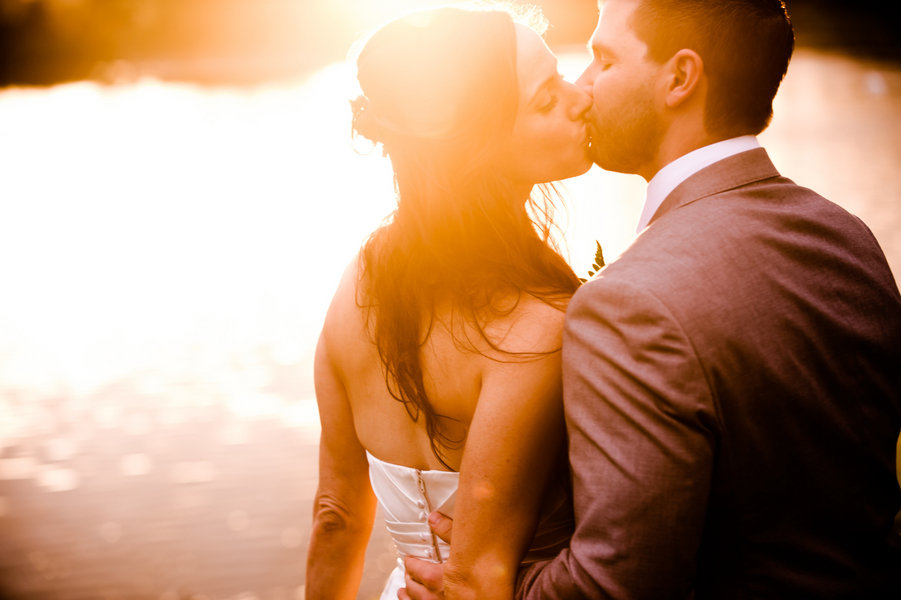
[403,0,901,598]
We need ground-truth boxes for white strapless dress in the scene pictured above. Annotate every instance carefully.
[366,451,458,600]
[366,450,573,600]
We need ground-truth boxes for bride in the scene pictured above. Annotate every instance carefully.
[305,5,592,599]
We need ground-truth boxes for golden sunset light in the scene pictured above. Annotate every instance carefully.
[0,1,899,598]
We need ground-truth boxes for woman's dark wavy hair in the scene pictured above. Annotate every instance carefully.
[350,5,581,467]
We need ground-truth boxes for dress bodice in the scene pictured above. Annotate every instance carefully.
[366,449,574,600]
[366,450,457,564]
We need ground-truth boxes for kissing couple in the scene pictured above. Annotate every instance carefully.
[306,0,901,598]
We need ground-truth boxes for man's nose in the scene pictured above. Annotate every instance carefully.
[569,87,592,121]
[575,64,595,93]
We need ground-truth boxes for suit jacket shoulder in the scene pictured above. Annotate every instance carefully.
[558,147,901,598]
[594,149,900,339]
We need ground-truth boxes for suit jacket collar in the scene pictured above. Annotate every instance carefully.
[647,148,780,228]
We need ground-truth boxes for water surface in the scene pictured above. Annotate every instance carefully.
[0,48,899,599]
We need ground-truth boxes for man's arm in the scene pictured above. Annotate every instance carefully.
[517,276,717,599]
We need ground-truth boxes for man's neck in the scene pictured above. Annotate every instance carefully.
[642,126,723,182]
[635,135,761,232]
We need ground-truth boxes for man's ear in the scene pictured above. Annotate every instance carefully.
[663,49,704,108]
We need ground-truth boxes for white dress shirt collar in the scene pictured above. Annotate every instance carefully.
[637,135,760,232]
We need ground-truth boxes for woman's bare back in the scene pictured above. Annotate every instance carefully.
[319,259,566,472]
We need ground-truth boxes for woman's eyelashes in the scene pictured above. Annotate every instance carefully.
[538,95,559,113]
[536,74,564,113]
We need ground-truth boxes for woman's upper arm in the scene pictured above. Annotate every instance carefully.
[313,330,373,505]
[305,265,377,600]
[312,261,375,511]
[444,300,568,598]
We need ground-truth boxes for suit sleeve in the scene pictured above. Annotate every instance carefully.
[516,275,718,599]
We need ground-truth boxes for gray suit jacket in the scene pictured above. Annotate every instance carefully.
[517,149,901,598]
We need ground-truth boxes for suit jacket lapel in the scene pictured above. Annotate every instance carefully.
[648,148,781,227]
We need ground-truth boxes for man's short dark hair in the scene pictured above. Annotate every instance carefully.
[630,0,794,137]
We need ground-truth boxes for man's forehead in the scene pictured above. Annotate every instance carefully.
[598,0,640,23]
[594,0,639,44]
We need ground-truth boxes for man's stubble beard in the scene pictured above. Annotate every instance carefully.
[586,88,664,177]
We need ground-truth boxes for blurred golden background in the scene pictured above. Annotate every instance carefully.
[0,1,899,599]
[2,0,898,85]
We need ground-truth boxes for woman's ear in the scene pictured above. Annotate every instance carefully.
[663,48,704,109]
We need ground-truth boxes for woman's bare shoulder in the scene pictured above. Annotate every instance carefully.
[319,255,368,350]
[476,291,569,357]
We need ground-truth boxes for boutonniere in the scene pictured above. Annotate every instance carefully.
[579,241,605,284]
